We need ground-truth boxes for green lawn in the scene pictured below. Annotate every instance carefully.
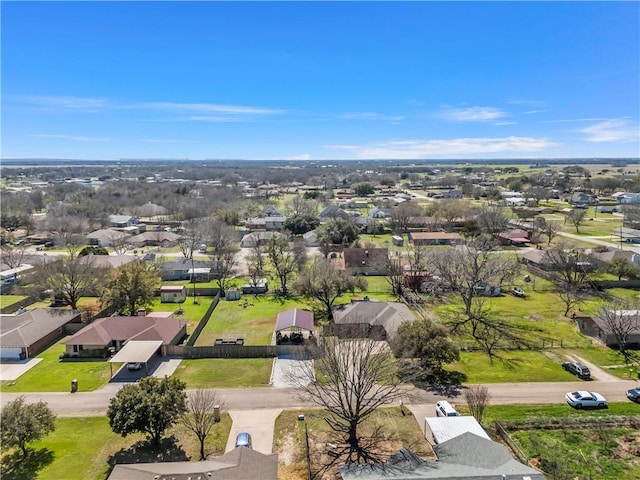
[0,414,232,480]
[147,295,216,337]
[173,358,273,388]
[0,339,117,393]
[450,350,575,383]
[0,294,31,310]
[480,402,640,424]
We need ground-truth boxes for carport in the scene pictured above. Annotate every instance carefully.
[108,340,163,378]
[275,308,314,345]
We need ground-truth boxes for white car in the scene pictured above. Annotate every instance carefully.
[565,390,607,409]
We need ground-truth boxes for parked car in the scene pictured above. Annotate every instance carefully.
[512,287,525,298]
[565,391,607,409]
[126,362,144,371]
[235,432,252,448]
[562,361,591,379]
[626,387,640,403]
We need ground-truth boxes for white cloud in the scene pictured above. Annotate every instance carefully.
[495,121,518,126]
[15,95,108,111]
[286,153,312,160]
[141,102,282,115]
[140,138,190,144]
[178,116,248,123]
[507,99,547,107]
[342,112,404,122]
[523,110,548,115]
[327,136,557,159]
[29,134,108,142]
[578,119,639,143]
[440,106,508,122]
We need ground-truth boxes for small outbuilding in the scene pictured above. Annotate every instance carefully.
[226,287,241,301]
[160,285,187,303]
[275,308,314,344]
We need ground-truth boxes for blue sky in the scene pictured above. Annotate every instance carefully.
[2,1,639,160]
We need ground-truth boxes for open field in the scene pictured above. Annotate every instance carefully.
[0,414,232,480]
[0,339,117,393]
[0,294,31,311]
[173,357,273,388]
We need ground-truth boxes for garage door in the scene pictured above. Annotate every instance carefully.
[0,348,23,359]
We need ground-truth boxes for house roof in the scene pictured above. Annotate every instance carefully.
[241,231,286,243]
[339,435,545,479]
[109,340,163,364]
[410,232,461,240]
[425,416,491,444]
[79,254,136,269]
[109,214,137,224]
[85,228,130,241]
[64,316,187,346]
[592,310,640,334]
[159,258,213,271]
[275,308,314,332]
[319,205,348,218]
[341,248,388,269]
[130,231,181,243]
[107,447,278,480]
[0,308,80,348]
[332,301,415,339]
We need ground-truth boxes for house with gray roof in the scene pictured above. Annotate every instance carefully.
[0,308,81,359]
[107,446,278,480]
[85,228,131,247]
[331,300,416,341]
[339,433,545,479]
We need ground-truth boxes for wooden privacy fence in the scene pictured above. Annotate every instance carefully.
[185,291,221,346]
[164,344,318,359]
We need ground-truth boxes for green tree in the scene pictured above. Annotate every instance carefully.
[316,218,360,250]
[100,260,161,316]
[79,245,109,256]
[352,182,375,196]
[607,256,639,281]
[284,214,320,235]
[294,259,367,320]
[107,376,187,445]
[392,318,459,380]
[566,208,587,233]
[1,397,56,458]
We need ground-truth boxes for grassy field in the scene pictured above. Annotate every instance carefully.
[481,402,640,423]
[0,294,31,311]
[0,414,232,480]
[173,358,273,388]
[0,339,116,393]
[147,295,216,337]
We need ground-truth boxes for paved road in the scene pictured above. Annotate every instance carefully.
[1,380,636,417]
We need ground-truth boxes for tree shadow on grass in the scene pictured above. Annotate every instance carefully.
[414,370,467,397]
[1,447,55,480]
[107,435,189,471]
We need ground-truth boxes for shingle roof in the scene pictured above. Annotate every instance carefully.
[0,308,80,348]
[333,301,415,339]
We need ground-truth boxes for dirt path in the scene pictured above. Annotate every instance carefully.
[566,353,626,383]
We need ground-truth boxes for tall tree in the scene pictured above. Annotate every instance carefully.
[433,199,470,231]
[544,244,592,316]
[35,253,101,310]
[566,208,587,233]
[265,236,304,297]
[606,256,639,281]
[596,303,640,363]
[474,205,510,235]
[285,194,318,217]
[107,376,187,445]
[100,260,161,315]
[294,337,404,465]
[0,243,29,269]
[294,259,367,320]
[392,318,459,380]
[390,202,424,233]
[316,218,360,251]
[1,397,56,458]
[204,218,239,296]
[180,389,224,460]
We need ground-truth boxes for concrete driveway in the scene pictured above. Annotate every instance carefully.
[270,355,314,388]
[225,409,282,454]
[0,357,43,381]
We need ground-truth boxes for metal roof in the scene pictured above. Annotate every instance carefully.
[109,340,163,364]
[275,309,314,332]
[425,416,490,444]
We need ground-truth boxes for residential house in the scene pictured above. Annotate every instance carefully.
[264,206,282,216]
[339,433,545,479]
[158,258,214,281]
[576,310,640,348]
[107,447,278,480]
[369,207,389,219]
[63,313,187,357]
[265,216,287,231]
[409,231,461,246]
[407,216,441,231]
[330,300,416,341]
[108,214,139,228]
[242,278,268,294]
[245,217,267,230]
[335,248,388,276]
[1,308,82,359]
[85,228,131,247]
[129,231,181,247]
[319,205,349,220]
[589,248,640,269]
[614,192,640,204]
[568,192,598,207]
[240,231,288,248]
[303,229,319,247]
[80,254,136,270]
[496,228,532,246]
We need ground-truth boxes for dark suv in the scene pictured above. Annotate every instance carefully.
[562,361,591,380]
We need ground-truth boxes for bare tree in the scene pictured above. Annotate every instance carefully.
[294,337,404,465]
[285,194,318,217]
[534,218,561,246]
[246,244,266,287]
[428,236,527,359]
[433,199,470,231]
[0,243,29,269]
[474,205,510,236]
[180,389,224,460]
[204,218,239,296]
[45,203,87,253]
[33,253,101,310]
[464,385,491,423]
[544,244,592,316]
[107,231,133,255]
[390,202,423,233]
[566,208,587,233]
[294,259,366,320]
[265,236,304,297]
[597,303,640,363]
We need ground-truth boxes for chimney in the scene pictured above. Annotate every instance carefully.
[137,308,146,317]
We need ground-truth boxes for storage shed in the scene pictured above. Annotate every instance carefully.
[160,286,187,303]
